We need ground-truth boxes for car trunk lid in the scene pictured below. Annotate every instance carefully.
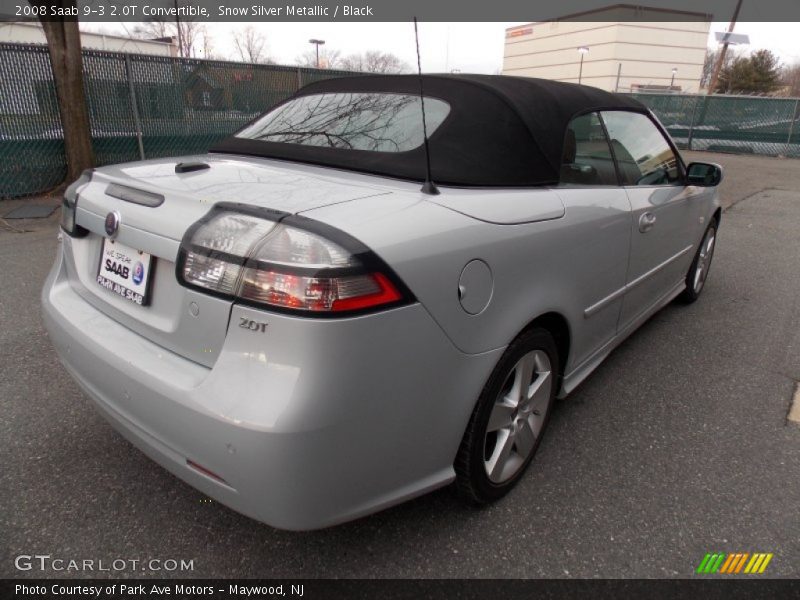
[67,155,389,368]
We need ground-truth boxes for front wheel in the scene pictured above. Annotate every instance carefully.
[455,327,559,504]
[678,221,717,303]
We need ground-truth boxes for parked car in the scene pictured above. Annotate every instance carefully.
[42,75,722,530]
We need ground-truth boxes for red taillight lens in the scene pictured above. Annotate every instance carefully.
[239,269,402,312]
[177,204,412,316]
[330,273,403,312]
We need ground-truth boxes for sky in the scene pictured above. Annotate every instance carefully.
[82,21,800,72]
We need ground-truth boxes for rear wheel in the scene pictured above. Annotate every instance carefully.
[455,328,559,504]
[679,220,717,303]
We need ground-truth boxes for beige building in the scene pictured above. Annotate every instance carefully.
[503,5,711,93]
[0,22,177,57]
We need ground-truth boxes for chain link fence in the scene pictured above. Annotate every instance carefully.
[630,92,800,158]
[0,44,67,198]
[0,42,356,198]
[2,42,800,199]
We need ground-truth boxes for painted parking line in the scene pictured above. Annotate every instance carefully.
[788,383,800,425]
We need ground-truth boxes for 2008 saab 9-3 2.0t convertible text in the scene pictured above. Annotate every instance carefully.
[42,75,722,530]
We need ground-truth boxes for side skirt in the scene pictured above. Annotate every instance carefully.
[558,279,686,398]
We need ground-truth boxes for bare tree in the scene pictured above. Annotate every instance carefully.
[131,19,170,40]
[701,49,717,89]
[297,48,341,69]
[132,18,207,58]
[30,0,94,181]
[701,48,738,89]
[199,30,219,60]
[782,62,800,97]
[232,27,270,64]
[339,51,409,74]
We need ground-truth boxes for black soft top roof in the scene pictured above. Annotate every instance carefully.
[211,74,647,187]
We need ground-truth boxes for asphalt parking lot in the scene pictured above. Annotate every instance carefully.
[2,151,799,578]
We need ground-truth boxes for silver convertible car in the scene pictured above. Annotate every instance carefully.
[42,75,722,529]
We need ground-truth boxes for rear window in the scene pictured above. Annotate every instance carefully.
[235,92,450,153]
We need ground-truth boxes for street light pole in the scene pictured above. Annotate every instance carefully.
[671,68,677,89]
[308,38,325,68]
[577,46,589,84]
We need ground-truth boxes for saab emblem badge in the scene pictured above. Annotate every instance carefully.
[105,211,121,237]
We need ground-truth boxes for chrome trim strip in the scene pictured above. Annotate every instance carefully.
[564,279,686,397]
[583,286,627,318]
[584,244,693,318]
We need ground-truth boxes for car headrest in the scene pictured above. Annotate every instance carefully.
[562,128,577,164]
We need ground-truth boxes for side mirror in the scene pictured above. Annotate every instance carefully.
[686,162,723,187]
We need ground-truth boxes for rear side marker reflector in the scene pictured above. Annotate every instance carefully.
[187,459,229,485]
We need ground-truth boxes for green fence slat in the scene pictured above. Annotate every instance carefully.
[631,91,800,157]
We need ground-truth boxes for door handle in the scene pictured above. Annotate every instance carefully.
[639,212,656,233]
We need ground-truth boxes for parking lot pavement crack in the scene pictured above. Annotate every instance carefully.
[0,217,33,233]
[722,186,794,213]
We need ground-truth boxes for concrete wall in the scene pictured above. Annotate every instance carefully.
[503,14,710,93]
[0,22,176,57]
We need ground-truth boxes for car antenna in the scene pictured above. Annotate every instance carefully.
[413,17,440,196]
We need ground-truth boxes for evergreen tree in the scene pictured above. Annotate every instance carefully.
[716,49,782,95]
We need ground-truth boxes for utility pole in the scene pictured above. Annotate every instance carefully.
[707,0,744,94]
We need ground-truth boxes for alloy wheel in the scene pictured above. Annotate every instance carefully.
[483,349,552,484]
[693,226,716,294]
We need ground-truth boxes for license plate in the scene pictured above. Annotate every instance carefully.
[96,238,154,306]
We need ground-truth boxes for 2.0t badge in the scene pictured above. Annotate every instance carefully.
[239,317,268,333]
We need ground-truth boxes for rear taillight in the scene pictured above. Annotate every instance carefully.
[176,203,412,316]
[60,169,93,237]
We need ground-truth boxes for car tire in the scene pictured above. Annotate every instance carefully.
[455,327,560,504]
[678,220,718,304]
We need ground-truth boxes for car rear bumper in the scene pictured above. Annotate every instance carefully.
[42,243,502,530]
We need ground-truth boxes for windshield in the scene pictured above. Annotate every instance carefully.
[235,92,450,153]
